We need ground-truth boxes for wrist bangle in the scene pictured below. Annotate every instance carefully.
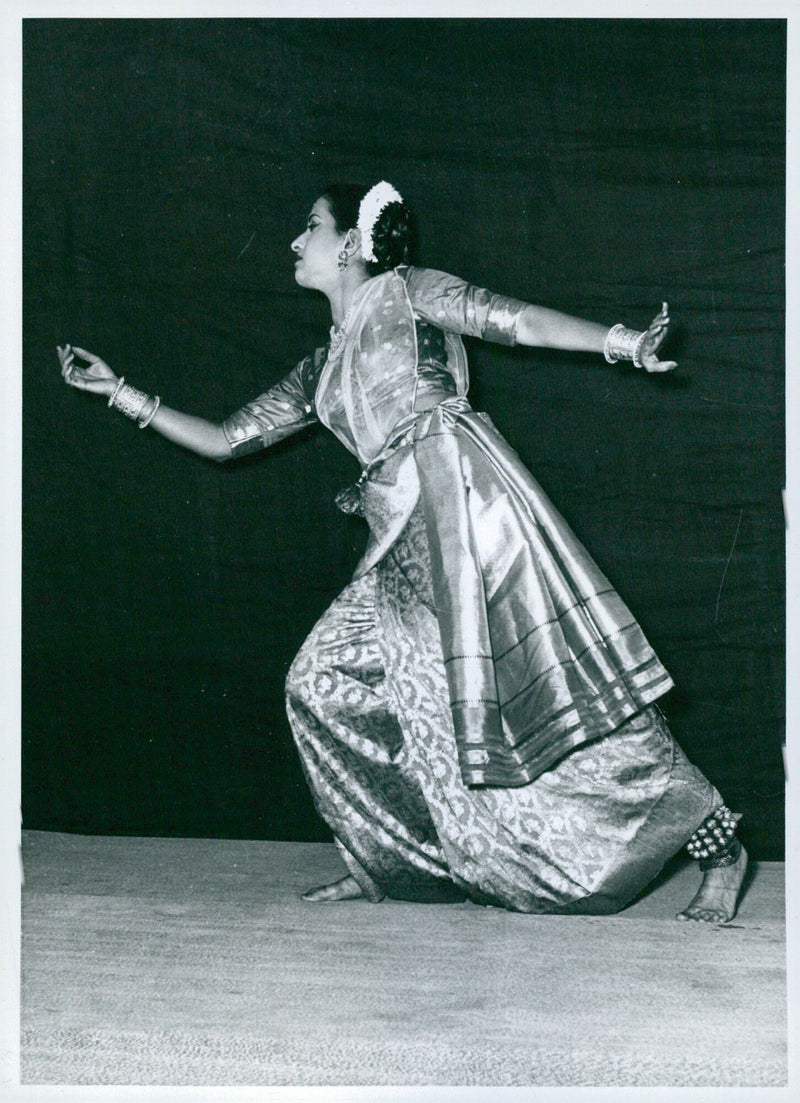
[603,323,645,365]
[111,382,150,421]
[108,376,125,407]
[603,325,623,364]
[632,331,647,369]
[138,395,161,429]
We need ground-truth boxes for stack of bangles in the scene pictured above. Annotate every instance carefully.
[108,377,161,429]
[603,323,647,368]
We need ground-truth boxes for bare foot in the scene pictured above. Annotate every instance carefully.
[676,844,748,923]
[301,875,365,902]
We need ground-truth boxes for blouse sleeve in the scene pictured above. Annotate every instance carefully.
[401,266,528,347]
[221,351,322,459]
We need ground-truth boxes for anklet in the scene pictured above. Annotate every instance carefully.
[686,805,739,864]
[698,836,742,871]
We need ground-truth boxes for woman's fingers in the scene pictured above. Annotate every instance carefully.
[57,344,84,386]
[643,302,676,371]
[58,343,113,391]
[69,345,98,363]
[57,344,75,367]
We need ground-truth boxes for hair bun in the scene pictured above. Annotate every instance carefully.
[322,183,413,274]
[368,200,411,272]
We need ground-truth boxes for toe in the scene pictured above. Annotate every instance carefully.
[301,885,332,901]
[701,908,730,924]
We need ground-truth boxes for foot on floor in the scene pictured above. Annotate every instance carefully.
[301,875,365,902]
[676,843,748,923]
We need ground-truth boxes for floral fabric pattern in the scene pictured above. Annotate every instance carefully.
[286,509,721,913]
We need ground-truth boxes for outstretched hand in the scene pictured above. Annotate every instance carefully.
[58,344,118,397]
[637,303,677,373]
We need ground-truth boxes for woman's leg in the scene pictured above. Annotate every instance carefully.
[284,570,464,904]
[553,719,748,920]
[375,510,747,919]
[286,514,747,920]
[676,808,748,923]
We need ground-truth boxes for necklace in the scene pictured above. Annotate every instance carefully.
[328,301,357,359]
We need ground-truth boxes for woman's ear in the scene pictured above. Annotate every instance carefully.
[344,227,362,260]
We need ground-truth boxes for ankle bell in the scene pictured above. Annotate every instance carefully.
[686,806,740,868]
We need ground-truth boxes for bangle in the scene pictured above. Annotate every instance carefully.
[108,376,125,407]
[632,331,647,369]
[603,323,645,365]
[138,395,161,429]
[111,382,150,421]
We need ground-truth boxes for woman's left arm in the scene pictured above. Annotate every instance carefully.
[402,267,676,373]
[515,301,677,373]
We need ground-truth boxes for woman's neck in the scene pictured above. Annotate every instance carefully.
[328,270,370,329]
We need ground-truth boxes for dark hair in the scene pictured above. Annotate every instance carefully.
[322,183,413,274]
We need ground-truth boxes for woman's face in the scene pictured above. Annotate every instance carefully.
[291,197,346,292]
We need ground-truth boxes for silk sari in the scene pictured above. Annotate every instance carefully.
[225,267,720,911]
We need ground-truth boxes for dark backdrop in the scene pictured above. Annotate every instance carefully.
[23,19,785,857]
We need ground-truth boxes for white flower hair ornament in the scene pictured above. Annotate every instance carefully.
[357,181,404,263]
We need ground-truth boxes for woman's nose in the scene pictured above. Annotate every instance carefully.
[291,234,303,254]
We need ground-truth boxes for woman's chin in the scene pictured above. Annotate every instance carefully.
[293,264,327,293]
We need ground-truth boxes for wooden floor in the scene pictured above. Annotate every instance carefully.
[19,830,787,1089]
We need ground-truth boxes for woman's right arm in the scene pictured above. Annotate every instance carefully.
[58,344,318,462]
[59,344,231,461]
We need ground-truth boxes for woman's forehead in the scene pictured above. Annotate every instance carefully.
[309,197,334,220]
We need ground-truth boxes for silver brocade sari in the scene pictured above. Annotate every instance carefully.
[225,266,720,911]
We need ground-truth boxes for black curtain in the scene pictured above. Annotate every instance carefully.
[23,19,785,857]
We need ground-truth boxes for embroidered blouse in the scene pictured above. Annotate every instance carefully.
[221,266,527,463]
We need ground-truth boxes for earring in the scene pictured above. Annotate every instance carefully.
[337,250,349,272]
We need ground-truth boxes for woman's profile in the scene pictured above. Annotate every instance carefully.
[58,180,748,923]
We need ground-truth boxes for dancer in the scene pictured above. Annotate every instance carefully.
[58,180,747,921]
